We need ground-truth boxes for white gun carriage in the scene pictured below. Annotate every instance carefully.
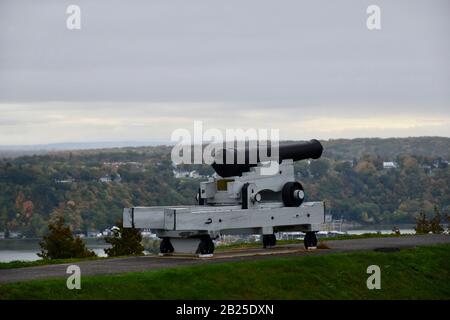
[123,140,325,256]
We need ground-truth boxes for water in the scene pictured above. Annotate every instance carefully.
[346,224,416,235]
[0,238,111,262]
[346,228,415,235]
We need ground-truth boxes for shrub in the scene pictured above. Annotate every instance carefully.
[414,211,430,234]
[38,216,96,259]
[104,220,144,257]
[429,206,444,234]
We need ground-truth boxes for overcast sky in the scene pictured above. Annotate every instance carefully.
[0,0,449,145]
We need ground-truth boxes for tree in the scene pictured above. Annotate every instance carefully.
[0,207,8,237]
[38,216,96,259]
[295,161,310,178]
[414,211,430,234]
[104,220,144,257]
[447,211,450,233]
[310,159,330,178]
[429,206,444,234]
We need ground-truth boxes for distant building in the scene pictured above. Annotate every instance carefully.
[383,161,398,169]
[189,170,201,179]
[55,178,75,184]
[99,175,112,183]
[8,232,22,239]
[173,170,189,178]
[173,169,203,179]
[433,158,449,169]
[87,231,100,238]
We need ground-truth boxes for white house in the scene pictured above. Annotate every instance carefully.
[99,175,112,183]
[189,170,201,179]
[383,162,398,169]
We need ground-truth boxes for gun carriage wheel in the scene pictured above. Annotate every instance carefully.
[304,231,317,250]
[160,237,174,254]
[197,235,215,255]
[262,234,276,248]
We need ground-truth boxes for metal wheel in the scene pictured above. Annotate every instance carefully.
[262,234,276,248]
[160,237,174,254]
[197,235,214,255]
[282,182,305,207]
[270,234,276,247]
[304,231,317,249]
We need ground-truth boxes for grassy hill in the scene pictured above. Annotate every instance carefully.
[0,244,449,299]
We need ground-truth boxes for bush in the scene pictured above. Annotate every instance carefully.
[447,212,450,232]
[38,216,96,259]
[414,211,430,234]
[429,206,444,234]
[104,220,144,257]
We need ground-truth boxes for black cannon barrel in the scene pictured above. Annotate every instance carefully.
[211,139,323,177]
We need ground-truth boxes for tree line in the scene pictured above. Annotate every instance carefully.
[0,138,449,237]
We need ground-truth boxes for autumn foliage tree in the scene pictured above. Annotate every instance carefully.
[38,216,96,259]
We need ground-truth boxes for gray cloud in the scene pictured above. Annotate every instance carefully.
[0,0,449,143]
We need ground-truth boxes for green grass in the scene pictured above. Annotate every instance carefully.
[0,244,449,300]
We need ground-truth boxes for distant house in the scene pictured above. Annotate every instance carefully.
[87,231,100,238]
[189,170,201,179]
[55,178,75,184]
[173,170,189,178]
[173,170,203,179]
[99,175,112,183]
[433,158,449,169]
[383,161,398,169]
[8,231,22,239]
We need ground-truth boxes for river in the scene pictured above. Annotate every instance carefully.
[0,238,110,262]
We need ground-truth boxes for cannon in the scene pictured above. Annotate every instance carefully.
[211,139,323,178]
[123,140,325,256]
